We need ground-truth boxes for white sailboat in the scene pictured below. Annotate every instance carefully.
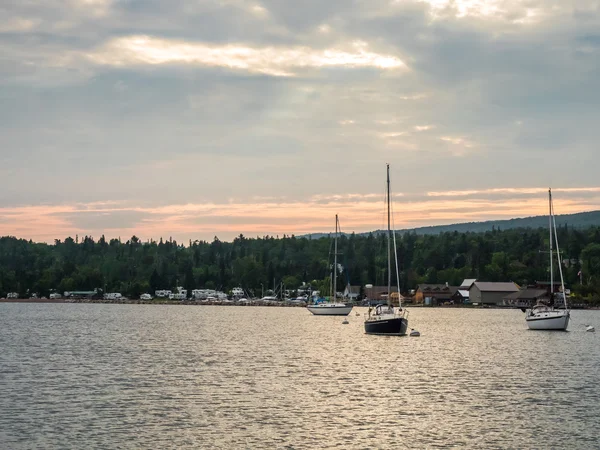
[364,164,409,335]
[525,189,570,331]
[307,215,353,316]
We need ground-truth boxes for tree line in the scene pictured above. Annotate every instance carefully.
[1,226,600,302]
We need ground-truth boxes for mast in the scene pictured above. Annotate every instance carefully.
[387,164,392,307]
[333,214,338,303]
[549,189,553,296]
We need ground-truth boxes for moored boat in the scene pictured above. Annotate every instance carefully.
[525,189,570,331]
[526,304,569,330]
[364,304,408,335]
[307,302,353,316]
[307,214,353,317]
[364,164,409,335]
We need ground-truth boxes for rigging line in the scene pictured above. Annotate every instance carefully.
[551,198,568,310]
[336,218,352,288]
[390,181,402,308]
[376,176,388,288]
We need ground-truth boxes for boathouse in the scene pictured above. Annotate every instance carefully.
[469,281,519,306]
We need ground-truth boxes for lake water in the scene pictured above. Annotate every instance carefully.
[0,304,599,449]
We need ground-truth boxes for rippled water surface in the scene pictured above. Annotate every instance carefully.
[1,304,599,449]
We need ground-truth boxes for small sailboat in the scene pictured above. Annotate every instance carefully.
[307,214,353,316]
[364,164,409,336]
[525,189,570,331]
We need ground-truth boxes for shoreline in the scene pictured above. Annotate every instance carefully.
[0,298,306,306]
[1,298,598,309]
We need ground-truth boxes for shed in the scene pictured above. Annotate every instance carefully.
[452,289,471,304]
[469,281,519,306]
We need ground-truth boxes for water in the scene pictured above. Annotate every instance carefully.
[1,304,599,449]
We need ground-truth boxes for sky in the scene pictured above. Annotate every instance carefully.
[1,0,600,243]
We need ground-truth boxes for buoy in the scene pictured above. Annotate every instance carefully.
[409,329,420,337]
[342,318,349,324]
[586,326,595,332]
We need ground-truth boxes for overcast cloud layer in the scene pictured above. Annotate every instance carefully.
[1,0,600,242]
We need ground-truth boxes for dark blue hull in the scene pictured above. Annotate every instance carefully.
[364,317,408,335]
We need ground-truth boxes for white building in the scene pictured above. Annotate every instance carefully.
[155,290,172,298]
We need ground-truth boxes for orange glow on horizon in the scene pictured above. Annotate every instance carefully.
[0,188,599,243]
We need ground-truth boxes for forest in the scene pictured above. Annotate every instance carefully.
[1,225,600,303]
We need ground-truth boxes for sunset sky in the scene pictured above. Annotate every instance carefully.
[1,0,599,243]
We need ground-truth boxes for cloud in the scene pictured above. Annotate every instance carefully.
[0,18,41,32]
[427,187,600,197]
[0,0,600,242]
[414,125,434,131]
[80,35,407,76]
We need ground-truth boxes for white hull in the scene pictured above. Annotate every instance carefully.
[526,310,569,330]
[307,304,353,316]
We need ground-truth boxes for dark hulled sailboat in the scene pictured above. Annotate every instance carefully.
[364,164,409,336]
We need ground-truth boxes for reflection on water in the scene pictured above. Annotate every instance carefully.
[0,304,599,449]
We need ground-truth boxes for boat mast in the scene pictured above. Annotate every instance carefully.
[549,189,553,297]
[387,164,392,307]
[333,214,338,303]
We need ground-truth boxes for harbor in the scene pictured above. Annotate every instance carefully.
[1,303,598,449]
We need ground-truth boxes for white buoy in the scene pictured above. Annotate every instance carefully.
[586,326,595,332]
[342,318,349,324]
[409,329,420,337]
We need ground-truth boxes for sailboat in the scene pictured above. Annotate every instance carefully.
[307,214,353,316]
[364,164,409,335]
[525,189,570,331]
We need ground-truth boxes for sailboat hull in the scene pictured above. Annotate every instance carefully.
[364,317,408,335]
[526,310,569,330]
[307,305,353,316]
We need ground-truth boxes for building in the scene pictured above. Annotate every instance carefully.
[343,285,361,301]
[469,281,519,306]
[364,285,389,300]
[452,289,471,304]
[364,285,394,304]
[459,279,476,289]
[450,279,477,304]
[534,281,564,294]
[503,288,549,307]
[415,284,459,306]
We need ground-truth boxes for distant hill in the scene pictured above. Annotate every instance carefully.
[301,210,600,239]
